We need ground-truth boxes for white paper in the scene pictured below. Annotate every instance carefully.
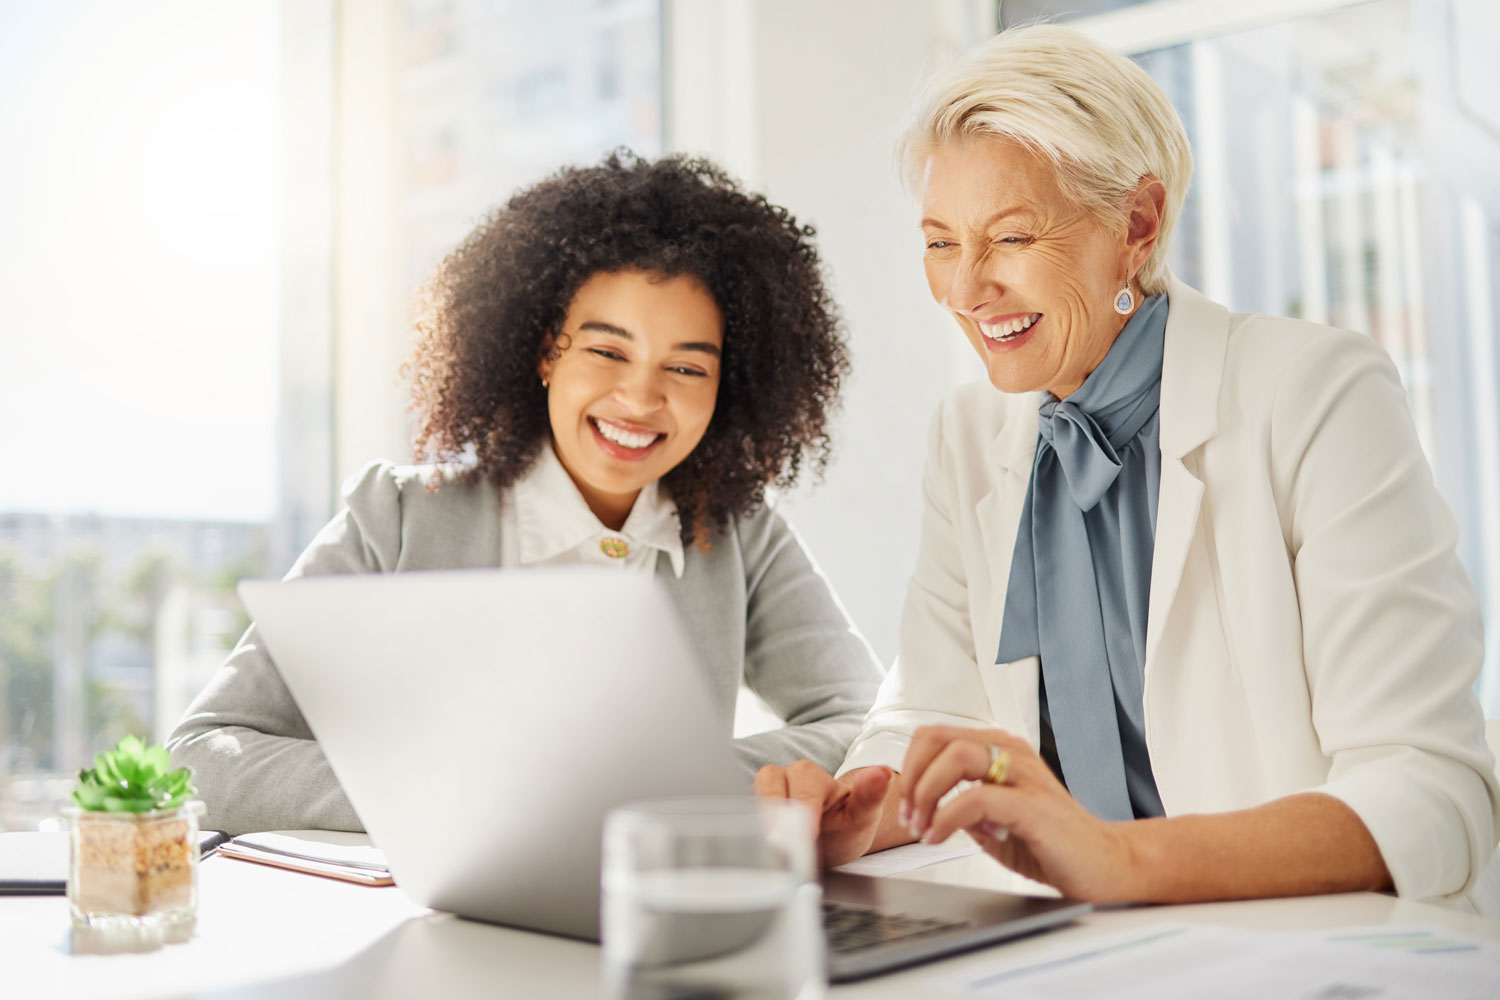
[229,830,388,870]
[832,838,982,877]
[937,923,1500,1000]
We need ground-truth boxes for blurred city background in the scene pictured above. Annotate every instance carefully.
[2,0,1497,831]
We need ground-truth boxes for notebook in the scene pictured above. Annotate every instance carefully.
[217,830,392,886]
[0,829,229,895]
[239,568,1088,981]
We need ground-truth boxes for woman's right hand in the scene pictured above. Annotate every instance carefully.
[753,762,896,867]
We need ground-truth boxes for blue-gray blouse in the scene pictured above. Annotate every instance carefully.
[996,294,1169,821]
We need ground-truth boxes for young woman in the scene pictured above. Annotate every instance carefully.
[168,152,884,836]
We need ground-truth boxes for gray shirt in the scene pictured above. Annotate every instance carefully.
[167,461,884,835]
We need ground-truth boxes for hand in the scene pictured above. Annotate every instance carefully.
[899,725,1140,902]
[754,761,893,868]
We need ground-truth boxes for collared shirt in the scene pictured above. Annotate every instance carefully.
[499,442,686,578]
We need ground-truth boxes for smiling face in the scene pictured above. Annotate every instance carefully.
[537,269,724,529]
[920,137,1151,399]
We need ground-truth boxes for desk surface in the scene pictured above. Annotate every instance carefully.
[8,841,1500,999]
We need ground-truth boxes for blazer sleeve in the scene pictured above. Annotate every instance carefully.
[1275,330,1500,900]
[838,400,1003,776]
[731,505,885,776]
[165,461,407,835]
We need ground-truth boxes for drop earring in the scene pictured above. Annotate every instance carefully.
[1113,282,1135,315]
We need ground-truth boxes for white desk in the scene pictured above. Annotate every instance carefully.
[9,844,1500,999]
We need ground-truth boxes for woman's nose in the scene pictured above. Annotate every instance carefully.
[613,367,665,411]
[943,253,998,317]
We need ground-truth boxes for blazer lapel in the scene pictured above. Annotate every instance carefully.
[976,395,1041,627]
[973,394,1042,741]
[1146,276,1229,665]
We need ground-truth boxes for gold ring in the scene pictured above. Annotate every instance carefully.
[983,745,1011,785]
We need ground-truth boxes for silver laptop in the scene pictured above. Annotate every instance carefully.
[239,569,1087,981]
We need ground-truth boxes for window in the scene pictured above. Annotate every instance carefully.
[1061,0,1500,710]
[0,1,283,831]
[0,0,664,832]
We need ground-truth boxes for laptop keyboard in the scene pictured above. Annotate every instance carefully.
[822,900,970,954]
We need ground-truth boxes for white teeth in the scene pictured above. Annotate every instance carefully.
[594,419,659,449]
[981,313,1041,341]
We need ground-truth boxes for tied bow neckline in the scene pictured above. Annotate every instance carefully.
[996,293,1170,823]
[1035,293,1169,511]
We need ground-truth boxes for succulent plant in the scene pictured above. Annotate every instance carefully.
[72,735,196,813]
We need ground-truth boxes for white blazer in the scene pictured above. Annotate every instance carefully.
[841,276,1500,906]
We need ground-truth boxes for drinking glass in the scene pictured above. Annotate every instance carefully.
[602,797,825,1000]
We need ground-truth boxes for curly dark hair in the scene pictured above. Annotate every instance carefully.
[404,150,849,543]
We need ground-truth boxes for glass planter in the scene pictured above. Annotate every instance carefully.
[66,800,205,946]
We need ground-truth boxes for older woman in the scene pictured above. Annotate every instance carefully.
[756,24,1499,908]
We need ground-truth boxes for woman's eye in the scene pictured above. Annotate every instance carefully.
[587,347,625,361]
[997,236,1031,246]
[669,366,708,377]
[925,239,953,250]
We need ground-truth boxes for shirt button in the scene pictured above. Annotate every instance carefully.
[600,536,629,559]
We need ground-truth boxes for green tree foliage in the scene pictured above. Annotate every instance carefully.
[0,548,59,768]
[1,548,157,772]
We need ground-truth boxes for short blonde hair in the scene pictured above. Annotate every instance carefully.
[897,24,1193,295]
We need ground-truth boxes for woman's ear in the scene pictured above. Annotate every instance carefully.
[1123,176,1166,276]
[537,330,569,384]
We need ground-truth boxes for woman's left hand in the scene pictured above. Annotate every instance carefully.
[900,725,1142,902]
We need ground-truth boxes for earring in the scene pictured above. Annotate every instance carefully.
[540,377,549,388]
[1113,283,1135,315]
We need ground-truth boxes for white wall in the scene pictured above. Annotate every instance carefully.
[666,0,989,663]
[323,0,992,666]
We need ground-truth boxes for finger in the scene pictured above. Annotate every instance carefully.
[908,740,992,836]
[898,726,973,801]
[837,766,891,827]
[970,737,1069,803]
[970,825,1046,885]
[900,726,1025,807]
[848,766,892,810]
[784,759,841,835]
[898,727,974,824]
[971,824,1014,860]
[785,759,839,805]
[943,730,1053,792]
[923,783,1030,846]
[752,765,790,800]
[971,824,1010,851]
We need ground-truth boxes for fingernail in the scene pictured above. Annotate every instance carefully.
[897,800,910,826]
[979,822,1010,842]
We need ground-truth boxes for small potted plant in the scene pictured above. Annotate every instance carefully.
[67,735,204,944]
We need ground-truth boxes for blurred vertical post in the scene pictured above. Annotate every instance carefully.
[51,557,88,774]
[274,0,336,575]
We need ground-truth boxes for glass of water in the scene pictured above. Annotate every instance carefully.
[602,796,825,1000]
